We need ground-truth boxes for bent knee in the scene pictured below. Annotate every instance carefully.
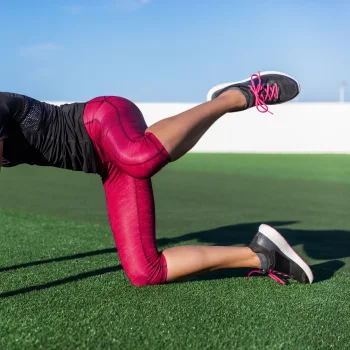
[124,255,168,286]
[123,163,160,180]
[127,271,163,287]
[128,272,157,287]
[119,140,170,179]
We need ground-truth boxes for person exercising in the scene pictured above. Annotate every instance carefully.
[0,71,313,286]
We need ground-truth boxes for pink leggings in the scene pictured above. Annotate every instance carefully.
[83,96,170,286]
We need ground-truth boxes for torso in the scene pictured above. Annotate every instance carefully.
[0,92,97,173]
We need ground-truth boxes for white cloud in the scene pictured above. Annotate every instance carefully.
[19,43,62,58]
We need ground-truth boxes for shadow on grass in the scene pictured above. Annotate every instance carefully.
[0,265,122,298]
[158,220,349,283]
[1,220,348,298]
[0,248,117,273]
[191,260,345,283]
[158,220,350,261]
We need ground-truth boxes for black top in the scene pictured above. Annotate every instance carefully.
[0,92,97,173]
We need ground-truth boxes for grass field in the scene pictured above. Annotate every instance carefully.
[1,154,350,349]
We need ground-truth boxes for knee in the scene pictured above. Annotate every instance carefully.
[120,135,170,179]
[127,270,155,287]
[123,161,161,180]
[124,254,168,286]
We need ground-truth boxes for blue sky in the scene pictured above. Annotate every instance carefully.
[0,0,349,102]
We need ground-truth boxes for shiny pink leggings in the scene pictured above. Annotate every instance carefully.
[83,96,170,286]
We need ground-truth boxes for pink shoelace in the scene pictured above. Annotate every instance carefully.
[249,72,279,115]
[246,269,291,285]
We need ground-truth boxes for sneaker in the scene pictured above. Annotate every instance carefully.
[207,71,300,114]
[248,224,313,284]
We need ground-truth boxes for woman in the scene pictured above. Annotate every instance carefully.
[0,71,314,286]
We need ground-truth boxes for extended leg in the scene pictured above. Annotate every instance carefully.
[146,90,245,160]
[147,71,301,160]
[83,92,245,179]
[84,72,300,178]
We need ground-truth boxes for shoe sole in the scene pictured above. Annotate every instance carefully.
[259,224,314,284]
[206,71,301,102]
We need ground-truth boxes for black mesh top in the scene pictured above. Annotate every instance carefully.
[0,92,97,173]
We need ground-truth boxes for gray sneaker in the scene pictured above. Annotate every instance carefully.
[207,71,300,114]
[248,224,313,284]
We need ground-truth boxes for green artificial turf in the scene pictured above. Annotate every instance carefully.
[0,154,350,349]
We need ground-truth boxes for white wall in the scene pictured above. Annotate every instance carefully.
[51,101,350,153]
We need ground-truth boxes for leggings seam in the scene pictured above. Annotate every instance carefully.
[85,97,106,118]
[133,178,165,283]
[146,132,169,162]
[104,97,168,162]
[90,116,167,167]
[86,100,104,106]
[104,98,137,142]
[133,178,152,268]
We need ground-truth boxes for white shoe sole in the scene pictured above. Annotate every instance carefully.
[206,71,301,102]
[259,224,314,284]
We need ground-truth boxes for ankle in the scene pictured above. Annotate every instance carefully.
[218,89,247,110]
[249,249,263,269]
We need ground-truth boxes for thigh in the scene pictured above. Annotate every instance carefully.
[102,162,167,285]
[83,96,169,179]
